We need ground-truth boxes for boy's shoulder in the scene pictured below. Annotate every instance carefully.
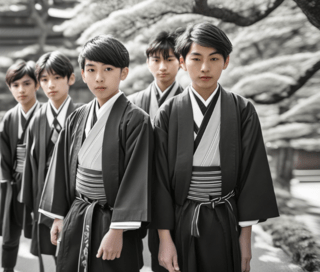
[126,97,150,121]
[127,84,151,104]
[2,104,20,122]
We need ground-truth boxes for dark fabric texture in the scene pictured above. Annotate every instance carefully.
[20,100,81,257]
[127,81,184,115]
[39,95,153,271]
[150,87,279,272]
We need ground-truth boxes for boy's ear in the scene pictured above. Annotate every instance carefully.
[6,83,12,92]
[81,69,86,83]
[68,73,76,86]
[120,67,129,81]
[223,55,230,70]
[179,56,187,71]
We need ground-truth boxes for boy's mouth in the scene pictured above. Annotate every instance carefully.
[95,87,106,91]
[200,76,212,81]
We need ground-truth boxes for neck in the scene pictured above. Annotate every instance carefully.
[156,79,175,93]
[51,94,68,110]
[192,82,218,101]
[97,90,119,108]
[21,97,36,114]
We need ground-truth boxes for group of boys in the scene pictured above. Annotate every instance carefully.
[0,22,278,272]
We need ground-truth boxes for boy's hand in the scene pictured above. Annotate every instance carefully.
[97,229,123,260]
[51,218,63,245]
[158,230,180,272]
[239,226,252,272]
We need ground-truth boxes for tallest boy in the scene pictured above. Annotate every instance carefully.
[151,22,279,272]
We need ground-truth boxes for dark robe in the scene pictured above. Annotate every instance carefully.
[0,103,41,268]
[150,87,279,272]
[20,100,80,259]
[39,94,153,272]
[128,81,184,115]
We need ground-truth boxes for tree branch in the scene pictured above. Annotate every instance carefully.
[193,0,284,26]
[251,59,320,104]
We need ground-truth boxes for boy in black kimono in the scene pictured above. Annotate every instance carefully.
[128,31,183,121]
[19,51,79,272]
[0,61,41,272]
[39,35,153,272]
[151,23,279,272]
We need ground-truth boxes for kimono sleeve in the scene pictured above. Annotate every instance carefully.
[0,117,13,183]
[149,108,175,230]
[236,105,279,222]
[111,111,153,223]
[39,127,70,218]
[19,124,35,208]
[0,118,11,235]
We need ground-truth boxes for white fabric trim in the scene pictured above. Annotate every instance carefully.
[39,208,64,220]
[239,220,259,227]
[155,81,175,98]
[85,91,123,138]
[0,179,10,184]
[191,83,219,106]
[47,96,71,129]
[110,222,141,230]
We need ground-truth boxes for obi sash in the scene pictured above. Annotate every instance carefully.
[14,143,26,173]
[76,165,106,206]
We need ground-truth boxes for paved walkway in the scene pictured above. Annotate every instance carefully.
[0,223,303,272]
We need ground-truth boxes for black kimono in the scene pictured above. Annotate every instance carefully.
[0,102,40,269]
[150,86,279,272]
[19,99,80,269]
[39,94,153,272]
[128,81,183,120]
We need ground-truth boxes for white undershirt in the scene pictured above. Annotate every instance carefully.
[46,96,71,130]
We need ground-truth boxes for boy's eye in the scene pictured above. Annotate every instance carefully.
[41,78,47,82]
[55,76,60,79]
[191,58,200,61]
[211,58,218,61]
[105,67,113,71]
[87,69,94,72]
[25,82,30,86]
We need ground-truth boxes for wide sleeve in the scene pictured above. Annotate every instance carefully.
[19,124,35,208]
[39,127,70,218]
[0,117,13,183]
[0,118,11,235]
[236,106,279,222]
[149,109,175,230]
[111,112,153,223]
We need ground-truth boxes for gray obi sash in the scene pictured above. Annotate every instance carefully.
[14,144,26,174]
[187,166,222,202]
[75,164,107,205]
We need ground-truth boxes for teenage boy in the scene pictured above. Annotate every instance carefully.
[0,61,41,272]
[128,31,183,120]
[19,51,79,271]
[38,35,153,272]
[151,23,279,272]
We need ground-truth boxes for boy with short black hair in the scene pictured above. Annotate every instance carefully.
[151,22,279,272]
[128,30,183,120]
[0,61,41,272]
[19,51,80,271]
[39,35,153,272]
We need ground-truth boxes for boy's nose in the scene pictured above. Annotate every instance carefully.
[159,62,167,70]
[95,73,104,82]
[201,61,210,72]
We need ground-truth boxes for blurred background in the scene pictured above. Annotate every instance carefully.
[0,0,319,271]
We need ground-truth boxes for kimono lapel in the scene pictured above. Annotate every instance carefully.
[38,104,48,185]
[175,91,194,205]
[69,103,92,200]
[149,83,159,120]
[220,88,240,195]
[102,94,129,207]
[9,105,19,163]
[141,84,152,114]
[65,99,75,123]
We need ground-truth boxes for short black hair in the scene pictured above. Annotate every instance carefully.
[176,22,232,62]
[35,51,74,81]
[6,61,37,87]
[146,30,182,60]
[78,35,129,70]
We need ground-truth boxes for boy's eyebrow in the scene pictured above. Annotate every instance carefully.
[190,51,219,56]
[85,63,96,66]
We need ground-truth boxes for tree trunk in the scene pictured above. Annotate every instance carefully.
[275,146,294,191]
